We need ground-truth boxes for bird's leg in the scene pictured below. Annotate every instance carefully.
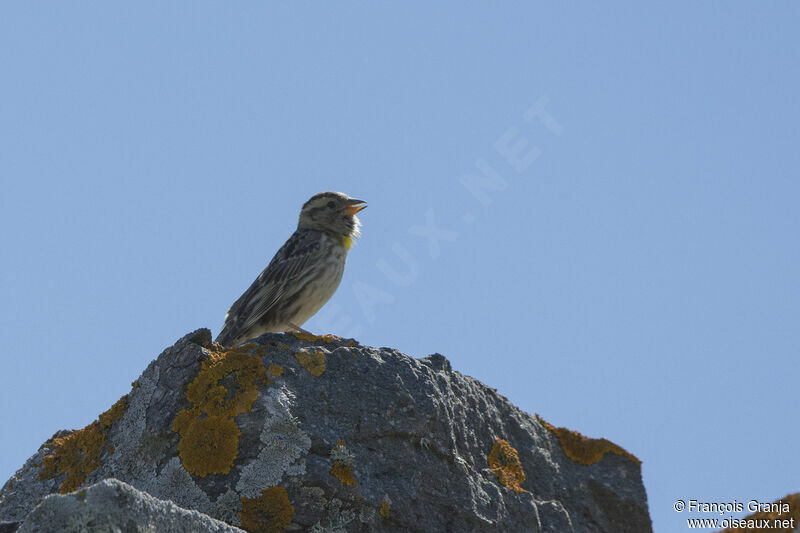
[287,322,312,335]
[287,322,343,343]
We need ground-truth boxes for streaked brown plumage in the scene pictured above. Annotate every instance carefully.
[216,192,366,346]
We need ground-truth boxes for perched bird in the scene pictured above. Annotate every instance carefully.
[216,191,367,346]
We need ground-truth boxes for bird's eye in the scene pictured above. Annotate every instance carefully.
[327,201,336,209]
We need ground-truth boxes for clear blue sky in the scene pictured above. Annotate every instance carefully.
[1,3,798,531]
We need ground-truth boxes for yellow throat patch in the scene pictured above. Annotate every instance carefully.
[341,235,354,250]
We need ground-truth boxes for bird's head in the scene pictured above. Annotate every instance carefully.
[298,191,367,238]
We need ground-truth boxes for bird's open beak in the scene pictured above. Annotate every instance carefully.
[344,199,367,215]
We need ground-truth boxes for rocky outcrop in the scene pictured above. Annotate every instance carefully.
[16,479,243,533]
[0,329,652,532]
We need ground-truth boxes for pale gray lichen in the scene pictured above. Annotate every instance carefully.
[358,506,376,523]
[106,363,160,484]
[208,489,243,527]
[16,479,239,533]
[106,360,213,517]
[148,457,210,513]
[310,498,356,533]
[16,490,92,533]
[1,362,166,523]
[329,442,355,466]
[0,448,57,521]
[297,486,327,514]
[235,387,311,498]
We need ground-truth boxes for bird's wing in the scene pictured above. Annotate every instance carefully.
[220,230,323,340]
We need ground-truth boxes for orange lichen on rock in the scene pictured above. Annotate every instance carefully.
[330,440,357,486]
[98,396,129,430]
[172,346,269,477]
[487,439,526,493]
[379,499,391,518]
[268,364,284,377]
[294,349,326,377]
[291,331,343,344]
[536,414,641,466]
[176,416,242,477]
[240,486,294,533]
[39,395,129,493]
[185,348,269,416]
[720,493,800,533]
[330,462,357,486]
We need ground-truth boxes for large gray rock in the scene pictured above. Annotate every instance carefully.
[17,478,243,533]
[0,329,652,532]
